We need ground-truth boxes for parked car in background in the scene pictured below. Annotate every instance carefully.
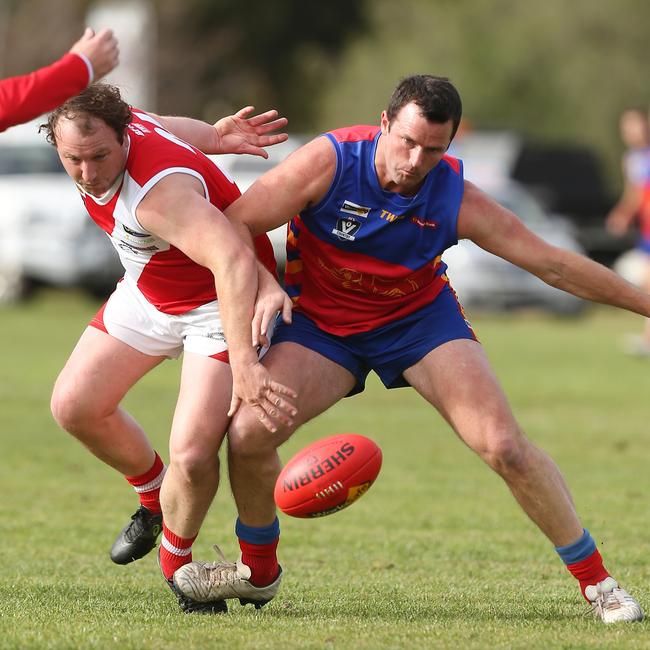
[0,120,122,304]
[443,180,587,316]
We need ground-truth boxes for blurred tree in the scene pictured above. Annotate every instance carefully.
[155,0,368,130]
[315,0,650,187]
[2,0,648,187]
[1,0,88,77]
[2,0,368,132]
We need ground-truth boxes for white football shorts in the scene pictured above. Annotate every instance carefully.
[90,276,272,361]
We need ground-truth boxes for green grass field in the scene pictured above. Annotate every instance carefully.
[1,290,649,649]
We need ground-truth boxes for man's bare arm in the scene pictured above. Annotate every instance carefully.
[224,136,337,340]
[458,180,650,317]
[153,107,288,157]
[226,135,336,235]
[135,173,296,430]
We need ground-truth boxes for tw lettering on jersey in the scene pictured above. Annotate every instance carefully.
[284,124,464,335]
[80,109,276,315]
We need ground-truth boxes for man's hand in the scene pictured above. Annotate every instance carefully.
[252,265,292,347]
[228,361,298,433]
[214,106,288,158]
[70,27,119,80]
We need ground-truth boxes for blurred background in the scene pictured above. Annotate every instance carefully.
[1,0,649,309]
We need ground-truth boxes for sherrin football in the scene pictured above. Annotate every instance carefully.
[274,433,382,518]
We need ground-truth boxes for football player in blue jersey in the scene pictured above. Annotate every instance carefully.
[172,75,648,622]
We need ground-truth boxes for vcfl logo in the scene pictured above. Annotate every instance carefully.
[332,217,361,241]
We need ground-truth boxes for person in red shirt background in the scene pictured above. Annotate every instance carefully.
[0,27,119,132]
[606,108,650,355]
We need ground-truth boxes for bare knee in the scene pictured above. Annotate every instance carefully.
[50,379,108,435]
[169,441,220,485]
[228,406,290,460]
[474,425,531,476]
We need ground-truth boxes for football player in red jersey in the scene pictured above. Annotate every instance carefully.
[43,84,296,613]
[0,27,118,132]
[172,75,648,623]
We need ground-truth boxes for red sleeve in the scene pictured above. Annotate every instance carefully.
[0,53,90,133]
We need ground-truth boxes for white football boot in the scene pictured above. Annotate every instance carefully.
[585,577,644,623]
[173,546,282,609]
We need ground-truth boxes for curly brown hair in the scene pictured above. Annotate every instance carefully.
[41,83,132,146]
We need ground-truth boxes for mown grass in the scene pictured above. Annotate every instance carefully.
[1,291,648,649]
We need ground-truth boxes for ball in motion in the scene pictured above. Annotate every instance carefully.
[274,433,382,518]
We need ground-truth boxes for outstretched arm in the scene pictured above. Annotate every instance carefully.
[458,180,650,317]
[226,135,336,235]
[225,136,337,343]
[69,27,119,81]
[606,173,642,236]
[153,106,288,157]
[0,28,118,132]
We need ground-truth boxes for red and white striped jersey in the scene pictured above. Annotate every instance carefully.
[81,109,276,315]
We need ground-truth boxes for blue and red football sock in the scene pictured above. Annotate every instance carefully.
[236,517,280,587]
[555,528,610,601]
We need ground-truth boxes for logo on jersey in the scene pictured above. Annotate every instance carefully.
[379,209,439,229]
[410,215,439,229]
[118,241,159,255]
[128,122,151,137]
[123,224,149,238]
[332,217,361,241]
[340,200,371,218]
[204,330,226,342]
[379,209,407,223]
[117,224,160,255]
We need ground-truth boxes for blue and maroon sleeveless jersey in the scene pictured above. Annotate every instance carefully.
[284,125,464,336]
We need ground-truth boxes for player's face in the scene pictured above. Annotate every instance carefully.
[54,116,128,197]
[377,102,454,195]
[620,110,650,149]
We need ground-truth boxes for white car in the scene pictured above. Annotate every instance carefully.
[0,120,122,303]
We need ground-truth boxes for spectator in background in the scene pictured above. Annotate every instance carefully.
[606,107,650,355]
[0,27,119,132]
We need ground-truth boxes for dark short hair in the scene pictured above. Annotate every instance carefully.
[41,83,132,146]
[386,75,462,141]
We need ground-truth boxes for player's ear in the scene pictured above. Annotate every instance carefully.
[380,111,390,135]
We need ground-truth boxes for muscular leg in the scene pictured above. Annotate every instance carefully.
[228,342,356,527]
[159,352,233,538]
[403,338,583,546]
[51,327,165,475]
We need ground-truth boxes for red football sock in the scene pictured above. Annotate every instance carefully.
[239,538,280,587]
[125,452,165,514]
[567,549,610,601]
[159,523,196,580]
